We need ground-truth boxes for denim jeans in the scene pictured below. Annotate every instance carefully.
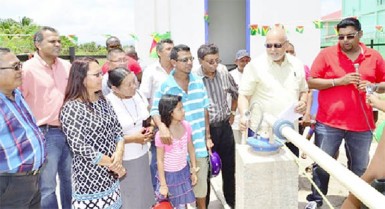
[150,140,157,191]
[0,175,40,209]
[307,122,372,203]
[39,127,72,209]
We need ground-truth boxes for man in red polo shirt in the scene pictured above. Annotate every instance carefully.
[102,36,142,82]
[305,17,385,208]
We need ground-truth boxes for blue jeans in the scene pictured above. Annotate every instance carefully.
[150,140,157,191]
[307,122,372,204]
[39,127,72,209]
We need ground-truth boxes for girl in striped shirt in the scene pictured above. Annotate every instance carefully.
[155,94,198,208]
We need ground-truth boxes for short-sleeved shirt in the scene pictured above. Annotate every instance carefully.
[155,120,191,172]
[21,53,70,126]
[150,70,209,158]
[106,90,150,161]
[239,53,308,130]
[101,56,142,75]
[310,43,385,131]
[139,62,170,106]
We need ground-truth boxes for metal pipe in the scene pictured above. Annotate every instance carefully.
[263,114,385,209]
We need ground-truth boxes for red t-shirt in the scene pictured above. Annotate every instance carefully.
[311,43,385,131]
[101,56,142,75]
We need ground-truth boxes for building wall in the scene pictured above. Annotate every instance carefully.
[134,0,321,68]
[249,0,321,66]
[343,0,385,56]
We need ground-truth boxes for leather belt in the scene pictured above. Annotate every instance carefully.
[0,169,40,177]
[39,124,60,129]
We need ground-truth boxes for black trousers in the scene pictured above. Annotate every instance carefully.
[0,174,41,209]
[206,121,235,208]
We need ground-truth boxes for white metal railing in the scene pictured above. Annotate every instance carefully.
[263,114,385,209]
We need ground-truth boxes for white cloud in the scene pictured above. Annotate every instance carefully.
[0,0,135,45]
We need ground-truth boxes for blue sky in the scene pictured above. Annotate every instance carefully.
[1,0,341,45]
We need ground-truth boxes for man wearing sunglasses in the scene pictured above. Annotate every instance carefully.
[238,26,308,155]
[305,17,385,208]
[0,48,46,209]
[21,26,72,209]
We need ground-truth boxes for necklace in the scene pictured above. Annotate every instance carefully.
[120,97,139,126]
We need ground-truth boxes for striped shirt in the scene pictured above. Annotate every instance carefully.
[194,64,238,123]
[150,70,209,158]
[155,120,191,172]
[0,89,45,173]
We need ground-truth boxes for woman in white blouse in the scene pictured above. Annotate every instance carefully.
[106,67,155,209]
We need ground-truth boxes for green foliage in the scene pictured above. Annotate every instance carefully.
[0,17,106,55]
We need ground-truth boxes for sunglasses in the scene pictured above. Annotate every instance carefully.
[0,63,22,71]
[265,42,285,49]
[204,59,222,65]
[177,57,194,63]
[338,32,359,40]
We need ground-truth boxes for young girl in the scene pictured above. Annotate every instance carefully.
[156,94,198,209]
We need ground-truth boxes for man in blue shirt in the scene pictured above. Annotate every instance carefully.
[0,48,46,209]
[151,44,213,209]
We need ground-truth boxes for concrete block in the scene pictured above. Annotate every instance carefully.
[236,145,298,209]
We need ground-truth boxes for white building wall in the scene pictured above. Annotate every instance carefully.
[134,0,205,68]
[249,0,321,67]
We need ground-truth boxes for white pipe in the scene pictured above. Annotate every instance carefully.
[263,114,385,209]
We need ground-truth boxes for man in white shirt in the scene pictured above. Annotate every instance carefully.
[228,49,250,143]
[139,39,174,190]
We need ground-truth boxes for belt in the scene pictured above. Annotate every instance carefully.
[210,120,229,128]
[0,169,40,177]
[39,124,60,129]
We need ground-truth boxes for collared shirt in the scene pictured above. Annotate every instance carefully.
[21,52,71,126]
[0,89,45,173]
[139,62,171,107]
[228,68,243,130]
[150,70,209,158]
[239,53,308,130]
[194,64,238,124]
[311,43,385,131]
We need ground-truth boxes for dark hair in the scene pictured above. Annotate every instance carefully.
[169,44,191,61]
[0,48,11,53]
[63,57,100,105]
[107,67,132,88]
[156,39,174,54]
[159,94,182,127]
[197,43,219,60]
[337,17,361,31]
[33,26,58,50]
[107,48,125,60]
[105,36,121,47]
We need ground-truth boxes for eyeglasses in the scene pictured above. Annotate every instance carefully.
[109,58,128,63]
[0,63,22,71]
[204,59,222,65]
[338,32,359,40]
[265,42,286,49]
[177,57,194,63]
[87,72,103,77]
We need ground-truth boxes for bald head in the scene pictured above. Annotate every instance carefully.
[106,36,122,51]
[266,27,287,43]
[265,27,288,64]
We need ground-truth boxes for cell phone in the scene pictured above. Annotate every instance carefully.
[142,117,151,128]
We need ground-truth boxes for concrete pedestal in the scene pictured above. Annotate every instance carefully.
[236,145,298,209]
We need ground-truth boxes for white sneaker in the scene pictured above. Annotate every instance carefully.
[305,201,318,209]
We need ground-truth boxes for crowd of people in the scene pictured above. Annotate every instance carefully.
[1,17,385,209]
